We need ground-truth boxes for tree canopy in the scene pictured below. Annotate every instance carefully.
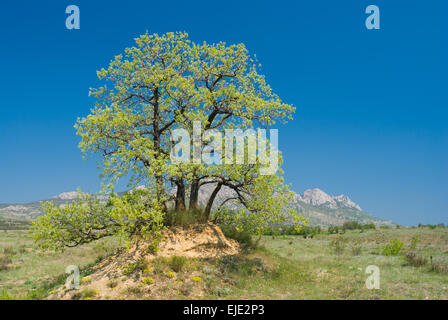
[31,31,306,250]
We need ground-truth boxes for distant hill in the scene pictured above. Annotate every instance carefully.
[0,192,81,221]
[0,188,395,227]
[197,185,395,227]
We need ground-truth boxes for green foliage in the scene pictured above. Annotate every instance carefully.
[213,286,231,296]
[342,221,376,231]
[165,209,207,227]
[107,280,118,288]
[30,189,164,251]
[75,31,297,234]
[31,31,299,250]
[221,225,259,251]
[329,235,347,255]
[350,241,362,256]
[0,291,15,300]
[381,239,404,256]
[410,236,419,250]
[404,251,427,267]
[263,225,320,237]
[123,259,147,275]
[80,288,97,300]
[142,277,154,285]
[417,223,446,229]
[169,256,187,272]
[328,225,340,234]
[429,257,448,274]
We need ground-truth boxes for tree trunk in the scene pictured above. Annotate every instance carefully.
[152,87,165,205]
[189,179,200,211]
[175,180,186,212]
[205,183,222,219]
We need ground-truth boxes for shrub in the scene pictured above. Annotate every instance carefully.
[221,226,259,251]
[122,259,146,275]
[152,257,168,274]
[191,276,202,282]
[350,242,362,256]
[107,280,118,288]
[179,283,194,296]
[329,236,347,255]
[342,221,362,231]
[404,251,426,267]
[81,288,97,299]
[125,286,143,296]
[410,236,419,250]
[30,189,165,251]
[381,239,404,256]
[142,277,154,285]
[202,267,212,275]
[430,257,448,274]
[0,291,14,300]
[0,254,12,271]
[328,226,340,234]
[81,276,91,284]
[214,286,231,296]
[2,246,16,256]
[170,256,187,272]
[165,209,207,227]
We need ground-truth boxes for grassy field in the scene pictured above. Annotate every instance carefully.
[1,227,447,299]
[0,230,120,299]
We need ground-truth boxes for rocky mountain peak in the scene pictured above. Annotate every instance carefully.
[297,188,362,211]
[52,191,79,200]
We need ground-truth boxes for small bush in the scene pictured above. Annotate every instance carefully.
[81,276,91,284]
[430,257,448,274]
[350,242,362,256]
[404,251,426,267]
[328,226,340,234]
[202,267,212,275]
[2,246,16,256]
[179,283,194,296]
[152,257,168,274]
[165,209,207,227]
[330,236,347,255]
[0,255,12,271]
[221,226,259,251]
[122,258,146,275]
[170,256,187,272]
[107,280,118,288]
[142,277,154,285]
[410,236,419,250]
[0,291,14,300]
[81,288,97,299]
[125,286,143,296]
[214,286,231,296]
[381,239,404,256]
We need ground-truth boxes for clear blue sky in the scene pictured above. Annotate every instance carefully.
[0,0,446,226]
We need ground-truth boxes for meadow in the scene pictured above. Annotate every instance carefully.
[1,227,447,300]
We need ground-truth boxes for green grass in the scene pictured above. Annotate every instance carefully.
[0,230,120,299]
[1,227,447,299]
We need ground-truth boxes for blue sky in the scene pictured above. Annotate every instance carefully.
[0,0,446,226]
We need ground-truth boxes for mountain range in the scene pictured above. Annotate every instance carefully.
[0,188,394,227]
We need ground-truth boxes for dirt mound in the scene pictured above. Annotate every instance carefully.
[153,222,239,258]
[49,223,240,300]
